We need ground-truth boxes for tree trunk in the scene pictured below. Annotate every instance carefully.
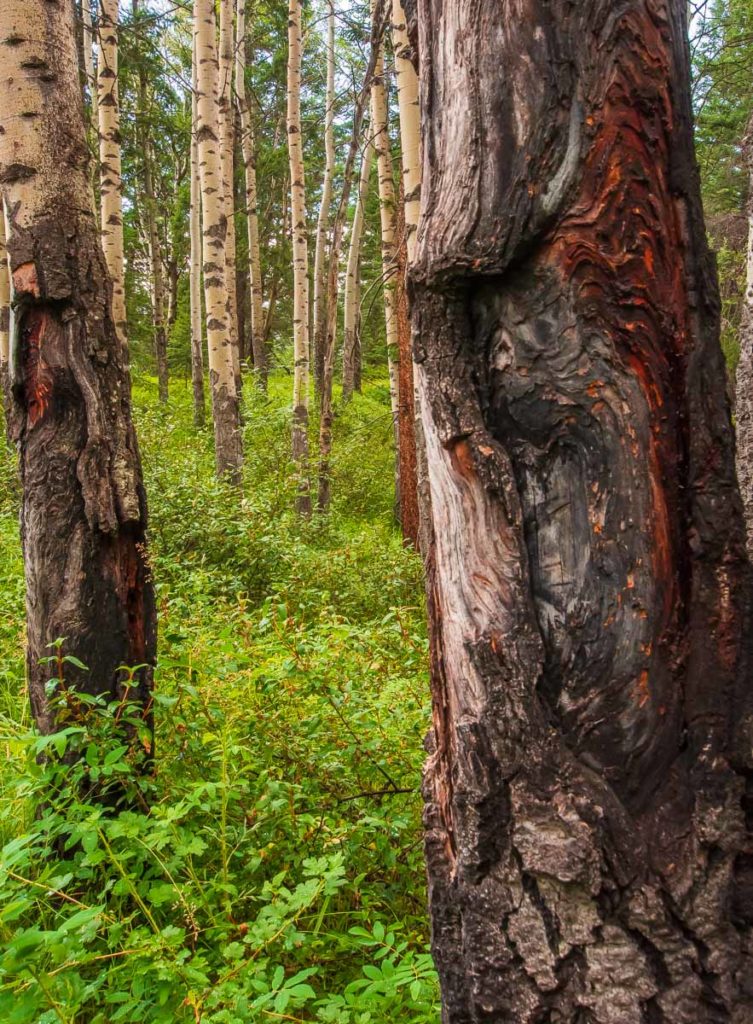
[312,0,336,395]
[391,0,421,551]
[0,199,9,404]
[0,2,156,732]
[395,191,419,547]
[413,3,753,1021]
[189,42,205,429]
[218,0,241,390]
[81,0,98,145]
[736,114,753,557]
[235,0,267,391]
[133,0,168,403]
[371,35,401,520]
[317,13,386,512]
[342,140,373,402]
[287,0,311,515]
[193,0,243,483]
[96,0,127,350]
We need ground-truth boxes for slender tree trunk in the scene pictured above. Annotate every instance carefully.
[194,0,243,482]
[81,0,98,144]
[413,3,753,1021]
[219,0,241,389]
[343,140,373,402]
[189,44,206,430]
[0,2,156,731]
[287,0,311,515]
[395,189,419,547]
[736,114,753,556]
[312,0,336,394]
[96,0,127,350]
[317,15,385,511]
[371,33,401,517]
[392,0,421,548]
[0,200,9,403]
[132,0,168,403]
[236,0,267,390]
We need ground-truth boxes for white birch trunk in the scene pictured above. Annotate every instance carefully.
[287,0,311,514]
[342,140,374,401]
[190,36,205,428]
[371,38,400,452]
[96,0,127,349]
[218,0,241,384]
[194,0,243,482]
[391,0,420,263]
[235,0,266,389]
[312,0,336,391]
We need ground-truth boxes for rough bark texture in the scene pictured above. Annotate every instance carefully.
[0,1,156,732]
[736,115,753,558]
[412,2,753,1021]
[287,0,311,515]
[235,0,267,391]
[194,0,243,482]
[96,0,127,350]
[342,139,373,402]
[190,38,206,429]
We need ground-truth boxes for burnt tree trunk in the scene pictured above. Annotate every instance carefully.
[0,4,156,733]
[412,2,753,1021]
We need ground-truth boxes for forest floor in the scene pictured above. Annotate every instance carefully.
[0,375,439,1023]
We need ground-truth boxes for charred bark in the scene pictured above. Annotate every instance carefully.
[0,5,156,734]
[396,192,419,548]
[412,2,753,1021]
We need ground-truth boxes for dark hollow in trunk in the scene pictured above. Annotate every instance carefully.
[411,2,753,1021]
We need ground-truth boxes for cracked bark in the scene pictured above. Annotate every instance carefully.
[0,1,156,732]
[412,2,753,1021]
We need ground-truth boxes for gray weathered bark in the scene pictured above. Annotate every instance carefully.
[412,2,753,1021]
[736,114,753,557]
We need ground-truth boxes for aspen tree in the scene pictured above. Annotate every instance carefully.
[81,0,98,142]
[312,0,336,392]
[190,36,206,428]
[370,30,401,501]
[194,0,243,482]
[235,0,267,389]
[97,0,127,349]
[132,0,168,402]
[218,0,241,385]
[0,200,9,407]
[0,1,156,730]
[317,14,386,510]
[413,2,753,1017]
[287,0,311,514]
[391,0,419,262]
[342,140,373,402]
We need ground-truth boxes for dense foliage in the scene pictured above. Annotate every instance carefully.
[0,378,438,1022]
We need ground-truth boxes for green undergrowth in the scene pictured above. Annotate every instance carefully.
[0,375,438,1023]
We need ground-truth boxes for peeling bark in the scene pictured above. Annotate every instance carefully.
[413,2,753,1021]
[0,2,156,732]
